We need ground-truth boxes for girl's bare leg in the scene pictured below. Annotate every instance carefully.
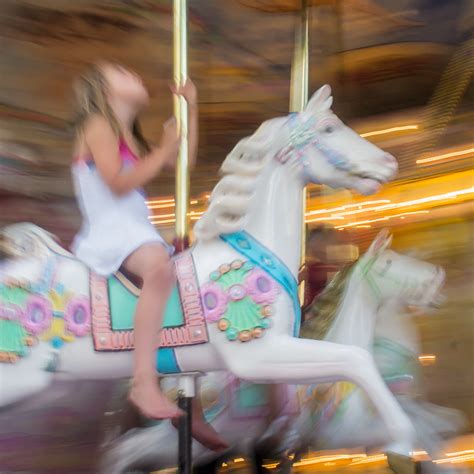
[123,244,181,419]
[123,244,229,449]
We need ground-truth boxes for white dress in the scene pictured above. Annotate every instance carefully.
[71,140,173,276]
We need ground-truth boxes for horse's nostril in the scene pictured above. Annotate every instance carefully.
[437,266,446,283]
[384,153,397,166]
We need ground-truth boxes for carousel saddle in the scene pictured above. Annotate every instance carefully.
[90,251,209,361]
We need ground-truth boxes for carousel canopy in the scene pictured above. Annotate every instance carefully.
[0,0,472,236]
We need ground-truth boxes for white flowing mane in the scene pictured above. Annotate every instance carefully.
[193,117,286,241]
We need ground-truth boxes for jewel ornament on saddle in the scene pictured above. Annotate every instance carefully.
[201,259,280,342]
[276,112,350,182]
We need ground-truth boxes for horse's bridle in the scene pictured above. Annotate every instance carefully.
[357,254,420,306]
[276,112,352,183]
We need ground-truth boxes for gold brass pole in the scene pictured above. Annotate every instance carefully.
[173,0,189,251]
[290,0,310,305]
[290,1,309,114]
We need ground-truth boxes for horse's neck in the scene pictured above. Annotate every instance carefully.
[244,162,303,276]
[375,301,421,354]
[324,264,379,351]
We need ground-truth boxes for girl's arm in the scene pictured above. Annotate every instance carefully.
[85,115,179,196]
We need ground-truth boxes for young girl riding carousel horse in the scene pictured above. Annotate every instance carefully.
[71,62,227,450]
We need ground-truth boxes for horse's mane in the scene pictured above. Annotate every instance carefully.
[300,259,358,341]
[193,117,286,241]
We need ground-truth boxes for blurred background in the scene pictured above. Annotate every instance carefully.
[0,0,472,472]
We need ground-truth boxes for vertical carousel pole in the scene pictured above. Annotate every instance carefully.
[174,0,190,253]
[290,0,310,306]
[173,2,192,474]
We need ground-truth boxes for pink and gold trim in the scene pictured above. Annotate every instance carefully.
[91,251,208,351]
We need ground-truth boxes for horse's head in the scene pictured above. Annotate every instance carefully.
[363,229,445,309]
[195,86,397,241]
[276,85,398,195]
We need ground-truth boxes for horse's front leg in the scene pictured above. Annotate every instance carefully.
[216,335,416,453]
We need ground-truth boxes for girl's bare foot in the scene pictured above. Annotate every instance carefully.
[129,378,183,420]
[191,415,230,451]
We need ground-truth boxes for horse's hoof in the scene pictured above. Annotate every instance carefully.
[386,452,422,474]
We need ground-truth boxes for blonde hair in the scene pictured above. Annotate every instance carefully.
[73,63,150,154]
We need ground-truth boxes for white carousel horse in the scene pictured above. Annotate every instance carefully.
[279,231,466,472]
[99,230,463,473]
[0,85,416,459]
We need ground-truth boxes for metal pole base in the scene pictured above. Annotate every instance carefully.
[177,374,197,474]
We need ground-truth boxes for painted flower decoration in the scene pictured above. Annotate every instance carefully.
[21,295,52,335]
[201,281,228,322]
[245,267,280,305]
[64,297,91,337]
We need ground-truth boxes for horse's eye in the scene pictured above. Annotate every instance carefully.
[378,259,392,276]
[324,125,335,134]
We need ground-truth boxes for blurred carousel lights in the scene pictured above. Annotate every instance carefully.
[212,437,474,470]
[147,198,175,205]
[360,124,419,138]
[331,186,473,229]
[434,450,474,465]
[249,449,474,470]
[147,202,176,209]
[147,185,473,227]
[418,354,437,366]
[416,147,474,165]
[146,198,198,208]
[335,210,431,229]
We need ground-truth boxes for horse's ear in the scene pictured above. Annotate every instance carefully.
[367,229,392,257]
[305,85,333,115]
